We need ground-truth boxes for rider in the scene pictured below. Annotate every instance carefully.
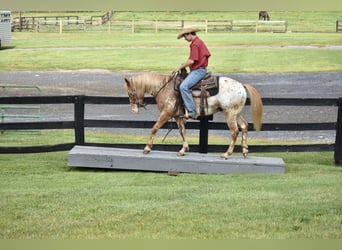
[173,26,211,119]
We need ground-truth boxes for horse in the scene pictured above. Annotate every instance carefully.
[259,11,270,21]
[124,72,263,159]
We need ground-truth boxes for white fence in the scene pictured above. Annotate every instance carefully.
[35,20,86,33]
[111,20,288,33]
[33,19,288,33]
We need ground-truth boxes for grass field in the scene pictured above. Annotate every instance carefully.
[2,11,341,72]
[0,11,341,239]
[2,32,342,72]
[0,131,341,239]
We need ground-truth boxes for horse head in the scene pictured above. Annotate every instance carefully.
[124,77,146,113]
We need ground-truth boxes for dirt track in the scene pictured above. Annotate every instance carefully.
[1,70,341,98]
[0,70,341,143]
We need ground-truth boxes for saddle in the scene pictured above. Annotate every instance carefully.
[174,68,219,116]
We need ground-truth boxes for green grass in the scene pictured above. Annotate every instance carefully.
[0,152,340,239]
[2,11,342,73]
[9,32,342,48]
[0,130,328,147]
[2,32,342,72]
[0,131,341,239]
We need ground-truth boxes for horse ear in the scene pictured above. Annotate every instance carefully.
[124,77,131,88]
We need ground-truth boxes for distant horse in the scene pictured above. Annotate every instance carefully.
[259,11,270,21]
[124,73,263,159]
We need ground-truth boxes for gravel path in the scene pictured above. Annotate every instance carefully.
[0,70,341,143]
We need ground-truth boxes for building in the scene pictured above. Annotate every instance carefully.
[0,11,11,48]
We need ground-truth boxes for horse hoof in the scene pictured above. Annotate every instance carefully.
[143,150,150,154]
[220,154,228,160]
[177,152,185,156]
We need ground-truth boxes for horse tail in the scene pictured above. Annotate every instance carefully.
[243,83,263,131]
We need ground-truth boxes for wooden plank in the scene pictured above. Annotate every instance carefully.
[0,143,74,154]
[68,146,286,174]
[334,97,342,165]
[0,119,336,132]
[0,121,74,130]
[0,142,334,155]
[84,120,337,131]
[0,96,338,107]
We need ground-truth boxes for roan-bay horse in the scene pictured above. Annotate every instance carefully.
[124,73,263,159]
[259,11,270,21]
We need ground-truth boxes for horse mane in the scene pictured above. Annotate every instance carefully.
[130,73,171,95]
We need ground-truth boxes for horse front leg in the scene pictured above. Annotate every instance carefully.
[143,113,171,154]
[221,114,239,160]
[175,117,189,156]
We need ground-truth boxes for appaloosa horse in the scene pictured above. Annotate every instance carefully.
[124,72,263,159]
[259,11,270,21]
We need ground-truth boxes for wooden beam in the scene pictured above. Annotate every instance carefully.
[68,146,286,174]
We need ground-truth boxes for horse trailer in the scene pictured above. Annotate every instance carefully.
[0,11,11,48]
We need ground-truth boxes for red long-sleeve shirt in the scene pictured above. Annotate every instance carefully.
[189,36,211,70]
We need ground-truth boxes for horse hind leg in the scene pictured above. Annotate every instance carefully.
[237,115,249,158]
[221,114,239,160]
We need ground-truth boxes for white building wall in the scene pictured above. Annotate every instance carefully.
[0,11,11,46]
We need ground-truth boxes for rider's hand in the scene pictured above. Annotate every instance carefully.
[172,65,182,75]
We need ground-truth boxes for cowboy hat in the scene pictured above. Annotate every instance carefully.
[177,26,201,39]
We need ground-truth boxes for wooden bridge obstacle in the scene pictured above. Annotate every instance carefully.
[68,146,286,174]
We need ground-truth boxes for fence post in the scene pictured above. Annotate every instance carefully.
[74,95,85,145]
[199,116,211,153]
[59,20,63,34]
[284,20,288,32]
[336,20,338,33]
[334,97,342,166]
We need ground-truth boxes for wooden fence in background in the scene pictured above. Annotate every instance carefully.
[0,95,341,165]
[110,20,288,33]
[14,18,288,33]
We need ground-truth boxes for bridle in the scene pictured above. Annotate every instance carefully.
[128,73,175,110]
[127,87,147,109]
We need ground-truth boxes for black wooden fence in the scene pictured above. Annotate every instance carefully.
[0,95,341,165]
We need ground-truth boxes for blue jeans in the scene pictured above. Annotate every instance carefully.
[179,67,207,114]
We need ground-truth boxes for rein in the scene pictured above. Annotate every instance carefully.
[130,74,174,109]
[151,75,174,98]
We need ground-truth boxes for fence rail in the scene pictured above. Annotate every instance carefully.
[17,18,288,33]
[0,95,340,165]
[110,19,288,33]
[35,20,86,33]
[12,15,80,31]
[0,85,42,126]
